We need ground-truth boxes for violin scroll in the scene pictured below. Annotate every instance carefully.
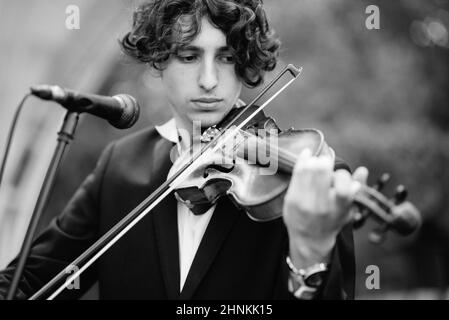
[352,173,422,244]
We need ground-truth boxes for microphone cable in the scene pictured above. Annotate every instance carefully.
[0,93,32,191]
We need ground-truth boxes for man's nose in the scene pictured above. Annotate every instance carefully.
[198,59,218,92]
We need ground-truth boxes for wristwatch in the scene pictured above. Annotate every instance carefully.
[286,255,329,300]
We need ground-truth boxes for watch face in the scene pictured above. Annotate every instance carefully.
[305,271,328,288]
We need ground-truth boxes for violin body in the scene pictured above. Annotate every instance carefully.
[174,106,335,221]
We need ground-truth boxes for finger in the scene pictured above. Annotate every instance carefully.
[334,169,353,200]
[310,156,334,195]
[332,169,353,216]
[287,150,332,210]
[352,166,369,185]
[290,148,314,194]
[299,156,334,213]
[293,154,333,188]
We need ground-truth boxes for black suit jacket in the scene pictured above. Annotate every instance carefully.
[0,127,355,300]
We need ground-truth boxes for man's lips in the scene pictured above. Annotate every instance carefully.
[191,97,224,110]
[191,97,223,103]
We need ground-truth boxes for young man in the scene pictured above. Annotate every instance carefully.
[0,0,366,299]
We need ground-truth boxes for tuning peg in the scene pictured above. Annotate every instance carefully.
[369,225,388,244]
[394,185,408,204]
[374,173,390,191]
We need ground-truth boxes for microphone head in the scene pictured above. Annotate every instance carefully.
[111,94,140,129]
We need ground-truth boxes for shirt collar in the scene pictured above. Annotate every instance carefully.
[155,118,179,144]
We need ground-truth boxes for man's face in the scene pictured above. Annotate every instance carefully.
[161,17,243,130]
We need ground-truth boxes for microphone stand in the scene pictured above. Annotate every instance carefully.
[6,111,80,300]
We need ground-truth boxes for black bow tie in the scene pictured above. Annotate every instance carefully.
[174,190,215,215]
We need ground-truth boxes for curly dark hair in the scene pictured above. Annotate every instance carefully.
[120,0,281,87]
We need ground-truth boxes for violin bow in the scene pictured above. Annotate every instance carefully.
[29,64,302,300]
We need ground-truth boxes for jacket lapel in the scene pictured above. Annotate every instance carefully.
[148,138,180,299]
[179,198,240,299]
[152,191,180,299]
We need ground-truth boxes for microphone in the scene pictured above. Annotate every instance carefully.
[30,85,140,129]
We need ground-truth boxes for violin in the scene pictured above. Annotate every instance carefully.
[174,104,421,238]
[29,64,421,300]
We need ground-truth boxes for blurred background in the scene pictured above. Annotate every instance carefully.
[0,0,448,299]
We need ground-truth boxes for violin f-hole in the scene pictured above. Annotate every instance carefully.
[203,162,235,178]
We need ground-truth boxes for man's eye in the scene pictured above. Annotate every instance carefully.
[176,54,198,63]
[219,55,235,64]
